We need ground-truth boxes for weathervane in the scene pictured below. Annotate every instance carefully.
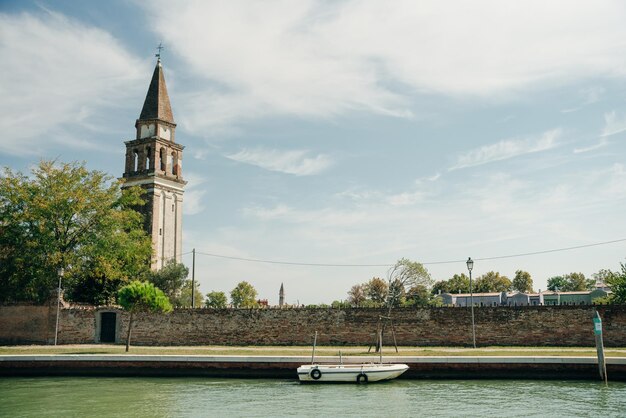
[155,42,164,62]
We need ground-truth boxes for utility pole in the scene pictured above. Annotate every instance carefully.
[191,248,196,308]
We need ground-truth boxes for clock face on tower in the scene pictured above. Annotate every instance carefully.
[140,123,155,138]
[160,125,171,141]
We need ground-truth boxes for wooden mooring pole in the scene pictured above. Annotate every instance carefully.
[593,310,608,384]
[311,331,318,365]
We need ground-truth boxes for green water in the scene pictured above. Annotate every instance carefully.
[0,377,624,417]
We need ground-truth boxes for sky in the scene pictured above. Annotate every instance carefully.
[1,0,626,305]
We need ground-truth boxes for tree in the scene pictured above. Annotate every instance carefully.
[387,259,432,308]
[388,279,407,307]
[547,273,594,291]
[347,284,366,307]
[474,271,512,293]
[605,263,626,305]
[512,270,534,293]
[564,272,594,291]
[331,300,351,308]
[148,261,189,302]
[173,280,203,307]
[364,277,388,305]
[205,291,228,308]
[404,284,430,307]
[547,275,568,291]
[432,274,471,295]
[593,269,614,285]
[230,281,258,308]
[117,281,172,352]
[0,160,152,304]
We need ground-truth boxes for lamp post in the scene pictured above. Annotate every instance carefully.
[466,257,476,349]
[54,267,64,346]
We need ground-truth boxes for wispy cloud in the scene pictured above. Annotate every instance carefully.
[226,148,332,176]
[0,10,146,156]
[573,138,608,154]
[142,1,626,132]
[449,129,561,170]
[601,111,626,137]
[574,110,625,153]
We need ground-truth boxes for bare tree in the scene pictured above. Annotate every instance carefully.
[386,258,432,314]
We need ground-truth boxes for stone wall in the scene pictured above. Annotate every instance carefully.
[0,305,52,344]
[1,305,625,347]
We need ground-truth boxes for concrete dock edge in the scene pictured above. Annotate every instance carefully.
[1,355,626,381]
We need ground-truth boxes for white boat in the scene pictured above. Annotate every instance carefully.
[297,363,409,383]
[297,331,409,383]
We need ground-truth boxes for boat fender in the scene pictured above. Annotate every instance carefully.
[310,369,322,380]
[356,373,368,383]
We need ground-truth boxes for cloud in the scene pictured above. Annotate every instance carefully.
[601,111,626,137]
[141,0,626,132]
[226,148,332,176]
[0,10,147,156]
[573,138,608,154]
[183,189,207,215]
[181,171,209,215]
[449,129,561,170]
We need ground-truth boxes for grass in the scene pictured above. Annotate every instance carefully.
[1,345,625,357]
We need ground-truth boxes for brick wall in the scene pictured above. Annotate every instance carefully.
[0,305,52,344]
[1,305,625,347]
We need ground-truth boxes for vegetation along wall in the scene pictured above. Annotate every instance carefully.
[1,305,625,347]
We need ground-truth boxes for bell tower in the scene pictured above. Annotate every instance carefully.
[122,56,185,270]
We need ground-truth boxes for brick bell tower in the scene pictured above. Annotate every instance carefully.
[122,55,185,270]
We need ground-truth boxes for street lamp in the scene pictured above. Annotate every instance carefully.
[466,257,476,349]
[54,267,64,346]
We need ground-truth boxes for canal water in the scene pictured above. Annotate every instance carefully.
[1,377,625,417]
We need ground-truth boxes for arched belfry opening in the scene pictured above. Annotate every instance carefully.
[121,56,186,270]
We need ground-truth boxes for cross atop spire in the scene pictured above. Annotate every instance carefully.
[155,42,164,63]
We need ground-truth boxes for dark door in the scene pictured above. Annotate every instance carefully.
[100,312,116,343]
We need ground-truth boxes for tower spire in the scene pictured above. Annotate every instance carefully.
[139,49,174,124]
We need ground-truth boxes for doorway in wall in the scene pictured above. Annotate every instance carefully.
[100,312,117,343]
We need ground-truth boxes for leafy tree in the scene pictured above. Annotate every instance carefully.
[359,299,382,308]
[148,261,189,302]
[205,291,228,308]
[173,280,203,307]
[230,281,258,308]
[474,271,512,293]
[432,274,470,295]
[404,284,430,307]
[428,295,444,307]
[364,277,388,305]
[331,300,351,308]
[431,280,449,295]
[565,272,594,291]
[593,269,614,285]
[546,275,568,292]
[605,263,626,305]
[512,270,534,293]
[547,273,594,291]
[347,284,366,307]
[0,160,151,304]
[388,279,407,307]
[117,281,172,352]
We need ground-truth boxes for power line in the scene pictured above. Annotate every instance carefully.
[187,237,626,268]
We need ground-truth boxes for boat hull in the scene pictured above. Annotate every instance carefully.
[297,364,409,383]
